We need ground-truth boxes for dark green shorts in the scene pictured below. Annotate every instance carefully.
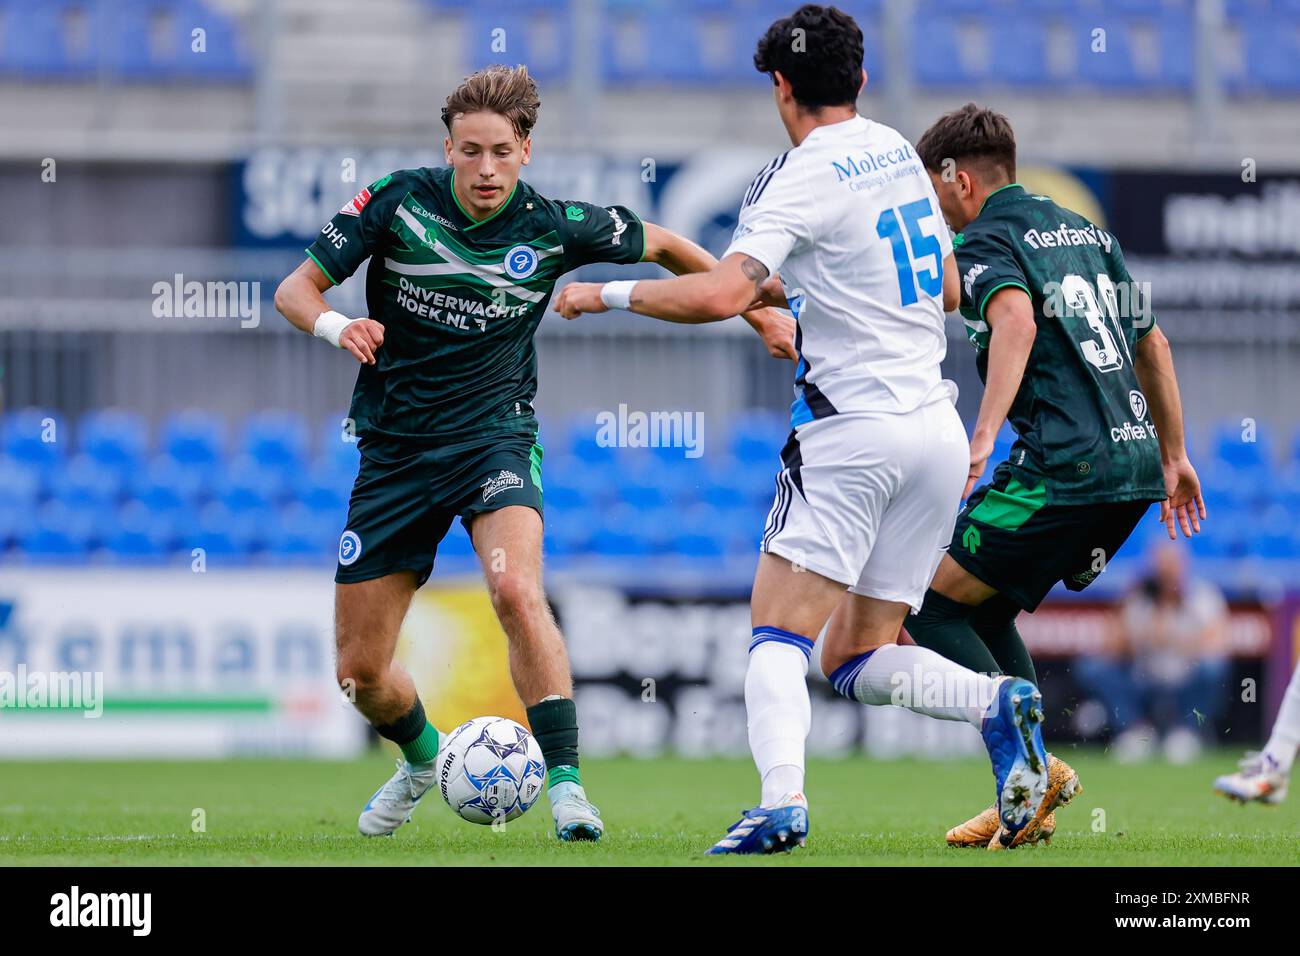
[948,462,1157,612]
[335,432,543,587]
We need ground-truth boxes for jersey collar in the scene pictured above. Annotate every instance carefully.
[801,114,869,144]
[448,170,522,233]
[978,183,1025,215]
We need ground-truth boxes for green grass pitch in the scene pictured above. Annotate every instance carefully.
[1,750,1296,866]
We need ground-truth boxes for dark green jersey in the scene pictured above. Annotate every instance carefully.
[306,167,646,443]
[954,184,1165,506]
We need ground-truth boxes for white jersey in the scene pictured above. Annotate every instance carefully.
[725,115,954,424]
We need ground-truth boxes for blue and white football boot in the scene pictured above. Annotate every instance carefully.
[705,793,809,856]
[549,781,604,842]
[357,759,439,837]
[981,677,1050,841]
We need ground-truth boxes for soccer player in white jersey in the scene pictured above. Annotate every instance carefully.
[556,4,1050,854]
[1215,661,1300,804]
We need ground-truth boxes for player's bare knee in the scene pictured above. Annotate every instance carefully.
[486,571,545,630]
[336,653,388,699]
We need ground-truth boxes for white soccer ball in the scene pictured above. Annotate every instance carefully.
[436,716,546,825]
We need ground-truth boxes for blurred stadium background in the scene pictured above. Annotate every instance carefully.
[1,0,1298,768]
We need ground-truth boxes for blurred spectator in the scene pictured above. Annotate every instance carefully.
[1074,543,1230,763]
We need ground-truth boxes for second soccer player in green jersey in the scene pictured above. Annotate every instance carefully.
[908,103,1207,849]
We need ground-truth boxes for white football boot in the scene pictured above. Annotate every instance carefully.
[1214,752,1289,805]
[358,759,439,836]
[549,781,604,841]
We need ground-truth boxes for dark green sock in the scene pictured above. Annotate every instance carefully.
[526,696,581,788]
[374,697,441,765]
[907,589,1002,674]
[971,595,1037,685]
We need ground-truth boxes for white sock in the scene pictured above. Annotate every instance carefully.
[832,643,996,728]
[1263,664,1300,775]
[746,635,813,807]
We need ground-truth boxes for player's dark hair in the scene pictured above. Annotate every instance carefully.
[753,4,863,110]
[441,64,541,140]
[915,103,1018,185]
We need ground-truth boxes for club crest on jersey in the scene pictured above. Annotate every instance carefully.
[504,245,539,280]
[1129,389,1148,421]
[338,530,362,566]
[482,470,524,502]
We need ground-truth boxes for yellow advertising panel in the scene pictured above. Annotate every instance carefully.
[396,582,527,732]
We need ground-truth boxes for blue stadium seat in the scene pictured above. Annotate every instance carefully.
[0,458,42,508]
[569,416,614,465]
[298,470,350,516]
[465,7,568,83]
[315,413,362,474]
[728,409,786,465]
[264,502,333,562]
[547,453,611,504]
[667,528,727,559]
[47,454,123,507]
[989,17,1053,87]
[209,501,271,555]
[161,409,225,468]
[0,0,90,78]
[1073,16,1143,90]
[78,408,147,474]
[1211,420,1273,472]
[94,0,251,82]
[544,508,594,556]
[218,457,284,513]
[913,15,980,88]
[1155,13,1194,89]
[128,454,207,509]
[544,482,589,512]
[242,410,308,472]
[704,455,775,507]
[1240,17,1300,92]
[103,501,173,562]
[17,501,96,562]
[2,408,65,471]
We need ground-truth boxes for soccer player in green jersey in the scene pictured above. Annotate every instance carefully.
[274,65,794,842]
[908,103,1207,848]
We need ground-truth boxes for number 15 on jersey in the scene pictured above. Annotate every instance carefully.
[876,198,943,307]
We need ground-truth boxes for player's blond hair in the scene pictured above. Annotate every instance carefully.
[441,65,541,140]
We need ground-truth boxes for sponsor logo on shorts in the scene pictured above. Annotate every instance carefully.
[482,470,524,502]
[1071,567,1100,586]
[504,244,539,280]
[338,530,362,566]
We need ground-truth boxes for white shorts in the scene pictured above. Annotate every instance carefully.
[759,397,969,612]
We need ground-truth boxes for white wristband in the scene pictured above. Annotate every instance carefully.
[313,310,355,348]
[600,280,638,310]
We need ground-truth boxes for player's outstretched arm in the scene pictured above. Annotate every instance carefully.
[556,225,794,360]
[965,287,1037,498]
[1134,324,1205,539]
[642,223,794,359]
[274,259,385,365]
[555,251,769,323]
